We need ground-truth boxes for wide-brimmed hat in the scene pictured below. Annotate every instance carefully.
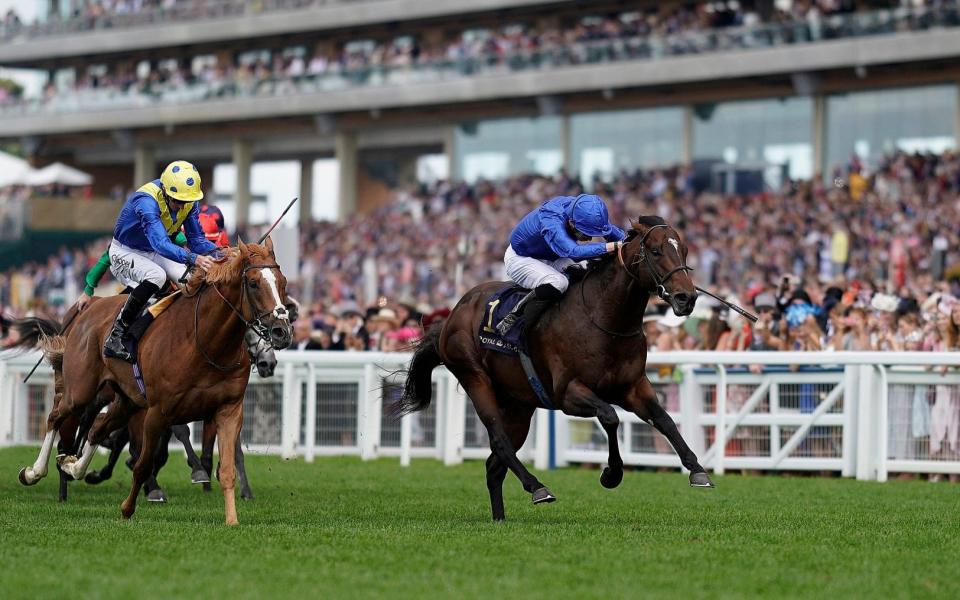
[368,308,400,327]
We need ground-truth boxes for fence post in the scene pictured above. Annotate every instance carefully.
[874,365,889,483]
[714,365,727,476]
[0,361,10,447]
[534,409,550,470]
[280,362,298,459]
[679,365,703,469]
[855,364,877,480]
[304,364,317,463]
[442,371,465,466]
[400,414,412,467]
[841,365,859,478]
[361,363,381,461]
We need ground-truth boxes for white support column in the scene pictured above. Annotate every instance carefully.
[133,144,155,187]
[681,105,694,166]
[232,139,253,231]
[304,365,317,463]
[560,114,572,175]
[335,131,357,220]
[280,362,298,459]
[299,157,313,226]
[813,94,827,179]
[360,363,381,461]
[443,125,457,181]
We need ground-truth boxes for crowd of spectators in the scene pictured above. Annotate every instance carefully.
[6,147,960,361]
[5,1,957,114]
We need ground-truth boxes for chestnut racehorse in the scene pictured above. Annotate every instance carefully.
[9,239,291,525]
[397,217,714,521]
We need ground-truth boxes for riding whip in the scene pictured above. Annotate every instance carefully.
[258,197,299,244]
[695,286,759,323]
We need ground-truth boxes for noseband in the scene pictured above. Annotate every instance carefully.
[619,224,694,303]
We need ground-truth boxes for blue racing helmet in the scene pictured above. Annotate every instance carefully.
[568,194,614,237]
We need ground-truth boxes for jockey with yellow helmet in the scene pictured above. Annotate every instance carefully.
[103,160,220,362]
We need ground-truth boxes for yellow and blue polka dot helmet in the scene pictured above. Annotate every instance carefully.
[160,160,203,202]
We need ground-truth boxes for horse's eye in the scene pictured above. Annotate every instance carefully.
[249,281,259,289]
[651,247,663,256]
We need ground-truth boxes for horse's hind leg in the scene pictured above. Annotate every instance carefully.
[485,404,534,521]
[60,394,134,481]
[214,400,243,525]
[170,424,209,484]
[463,374,552,505]
[121,406,166,520]
[55,415,79,501]
[235,438,253,501]
[19,410,66,486]
[84,428,130,485]
[143,428,172,503]
[200,419,216,492]
[563,380,623,489]
[627,378,713,488]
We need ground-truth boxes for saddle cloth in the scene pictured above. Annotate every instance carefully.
[478,284,529,356]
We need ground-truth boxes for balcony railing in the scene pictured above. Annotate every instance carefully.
[1,5,958,119]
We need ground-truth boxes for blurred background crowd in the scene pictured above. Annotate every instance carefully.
[3,1,957,114]
[4,148,960,355]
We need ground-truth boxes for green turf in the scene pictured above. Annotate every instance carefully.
[0,446,958,599]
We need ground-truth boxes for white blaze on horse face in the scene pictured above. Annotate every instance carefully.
[260,269,289,321]
[668,238,680,256]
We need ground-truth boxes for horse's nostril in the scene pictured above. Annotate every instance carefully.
[270,326,285,338]
[674,293,690,306]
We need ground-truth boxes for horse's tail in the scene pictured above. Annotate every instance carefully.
[2,316,66,370]
[394,323,444,416]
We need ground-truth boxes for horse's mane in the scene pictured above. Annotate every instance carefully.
[573,215,667,281]
[183,244,272,292]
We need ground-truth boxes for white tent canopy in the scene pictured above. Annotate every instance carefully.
[0,151,32,187]
[23,162,93,187]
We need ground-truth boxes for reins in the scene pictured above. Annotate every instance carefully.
[579,224,694,338]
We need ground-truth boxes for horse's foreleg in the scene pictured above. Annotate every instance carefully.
[200,419,216,492]
[627,377,713,488]
[562,380,623,489]
[485,454,508,522]
[214,401,243,525]
[143,429,172,503]
[19,425,62,486]
[121,407,165,520]
[171,424,209,484]
[84,428,129,485]
[62,398,135,481]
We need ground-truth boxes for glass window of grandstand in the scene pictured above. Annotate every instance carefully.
[692,97,813,193]
[455,117,562,183]
[826,85,958,173]
[570,107,684,187]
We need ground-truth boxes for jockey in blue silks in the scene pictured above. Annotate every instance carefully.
[496,193,626,336]
[102,160,221,362]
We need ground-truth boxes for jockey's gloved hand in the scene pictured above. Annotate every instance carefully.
[563,262,589,275]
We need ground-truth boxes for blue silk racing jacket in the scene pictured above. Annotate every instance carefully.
[509,196,626,261]
[113,179,218,265]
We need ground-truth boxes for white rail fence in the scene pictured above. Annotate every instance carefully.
[2,351,960,481]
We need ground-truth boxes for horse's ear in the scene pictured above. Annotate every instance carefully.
[238,237,249,257]
[264,235,274,255]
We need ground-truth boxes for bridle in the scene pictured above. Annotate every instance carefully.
[580,223,694,337]
[193,263,286,372]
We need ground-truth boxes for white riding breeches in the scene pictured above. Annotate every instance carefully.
[109,240,188,289]
[503,245,575,293]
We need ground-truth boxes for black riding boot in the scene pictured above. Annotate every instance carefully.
[495,284,562,336]
[103,281,159,363]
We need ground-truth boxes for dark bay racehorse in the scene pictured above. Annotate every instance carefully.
[9,239,291,524]
[397,216,713,521]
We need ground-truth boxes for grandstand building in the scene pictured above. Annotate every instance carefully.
[1,0,958,232]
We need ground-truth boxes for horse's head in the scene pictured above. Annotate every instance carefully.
[245,327,277,378]
[237,237,294,350]
[623,216,697,316]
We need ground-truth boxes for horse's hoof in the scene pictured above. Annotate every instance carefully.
[84,472,105,485]
[191,469,210,484]
[689,472,715,488]
[146,489,167,503]
[600,466,623,489]
[532,486,556,504]
[18,467,40,486]
[240,490,254,501]
[120,502,134,520]
[202,483,212,493]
